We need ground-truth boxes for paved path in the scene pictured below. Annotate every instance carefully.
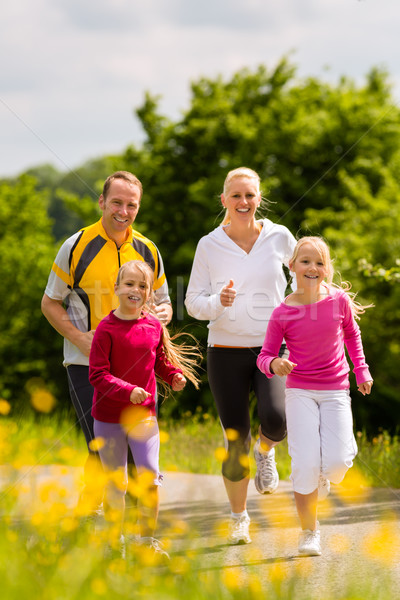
[160,473,400,596]
[1,466,400,596]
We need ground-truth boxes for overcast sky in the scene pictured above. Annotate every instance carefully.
[1,0,398,177]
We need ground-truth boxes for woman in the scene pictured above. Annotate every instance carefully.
[185,167,297,544]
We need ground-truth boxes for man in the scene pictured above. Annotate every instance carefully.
[41,171,172,512]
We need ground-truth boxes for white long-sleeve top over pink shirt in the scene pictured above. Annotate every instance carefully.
[257,286,372,389]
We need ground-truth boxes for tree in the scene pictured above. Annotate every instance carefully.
[118,59,400,430]
[0,176,66,412]
[10,59,400,432]
[303,164,400,432]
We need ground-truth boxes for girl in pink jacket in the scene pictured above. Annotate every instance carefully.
[257,237,373,557]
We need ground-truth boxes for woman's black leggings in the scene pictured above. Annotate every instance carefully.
[207,346,287,482]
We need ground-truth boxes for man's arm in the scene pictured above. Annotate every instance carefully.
[41,293,94,357]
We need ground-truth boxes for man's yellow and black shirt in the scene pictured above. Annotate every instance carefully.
[44,219,170,366]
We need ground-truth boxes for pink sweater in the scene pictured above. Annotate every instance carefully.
[89,311,182,423]
[257,286,372,390]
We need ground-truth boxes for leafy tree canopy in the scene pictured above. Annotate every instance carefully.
[4,58,400,433]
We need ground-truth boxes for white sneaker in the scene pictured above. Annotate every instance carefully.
[140,537,170,561]
[254,439,279,494]
[318,473,331,501]
[104,534,126,560]
[228,514,252,545]
[298,528,321,556]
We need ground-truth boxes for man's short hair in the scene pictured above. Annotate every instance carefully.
[102,171,143,201]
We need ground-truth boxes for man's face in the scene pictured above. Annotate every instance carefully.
[99,178,141,239]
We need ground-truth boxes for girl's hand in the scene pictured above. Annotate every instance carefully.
[130,387,151,404]
[220,279,236,307]
[172,373,187,391]
[358,380,373,396]
[270,357,297,377]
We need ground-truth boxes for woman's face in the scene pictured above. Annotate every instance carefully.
[221,177,260,223]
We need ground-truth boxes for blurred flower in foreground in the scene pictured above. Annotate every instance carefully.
[30,389,56,413]
[159,430,170,443]
[222,567,245,590]
[225,429,239,441]
[214,447,228,462]
[214,518,228,540]
[26,377,57,413]
[91,578,107,596]
[239,453,250,470]
[170,555,190,574]
[263,492,298,529]
[335,468,370,504]
[88,437,105,452]
[0,399,11,415]
[269,563,288,586]
[363,520,400,565]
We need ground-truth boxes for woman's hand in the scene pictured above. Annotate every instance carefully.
[270,357,297,377]
[172,373,187,391]
[358,380,373,396]
[130,387,151,404]
[220,279,236,307]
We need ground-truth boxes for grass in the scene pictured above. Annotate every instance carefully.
[0,410,399,599]
[1,411,400,488]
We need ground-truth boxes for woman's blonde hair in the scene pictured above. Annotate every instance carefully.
[290,236,373,319]
[116,260,202,393]
[221,167,264,226]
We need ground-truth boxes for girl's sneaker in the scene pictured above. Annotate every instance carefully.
[140,537,170,561]
[318,473,331,501]
[298,528,321,556]
[254,439,279,494]
[104,534,126,560]
[228,514,252,545]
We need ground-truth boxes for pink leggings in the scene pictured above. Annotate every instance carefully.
[94,417,162,494]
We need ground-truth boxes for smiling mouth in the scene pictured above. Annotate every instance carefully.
[237,208,250,213]
[114,216,128,223]
[128,295,141,301]
[305,275,318,279]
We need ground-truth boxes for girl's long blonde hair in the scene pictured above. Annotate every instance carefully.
[290,236,373,319]
[116,260,202,394]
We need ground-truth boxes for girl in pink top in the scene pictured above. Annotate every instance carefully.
[257,237,373,557]
[89,260,200,559]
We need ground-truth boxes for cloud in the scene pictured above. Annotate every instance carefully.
[0,0,399,177]
[57,0,148,31]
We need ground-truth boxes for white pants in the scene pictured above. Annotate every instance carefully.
[285,388,358,495]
